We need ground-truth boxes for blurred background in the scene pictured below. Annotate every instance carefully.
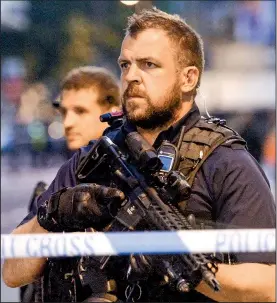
[1,0,275,301]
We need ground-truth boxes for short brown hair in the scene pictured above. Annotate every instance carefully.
[60,66,120,107]
[126,7,204,88]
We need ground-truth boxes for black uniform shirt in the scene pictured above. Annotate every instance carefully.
[18,104,276,300]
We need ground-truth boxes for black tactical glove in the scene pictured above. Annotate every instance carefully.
[37,183,124,232]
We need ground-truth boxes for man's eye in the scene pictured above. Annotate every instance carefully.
[75,108,86,115]
[120,62,129,70]
[145,62,156,68]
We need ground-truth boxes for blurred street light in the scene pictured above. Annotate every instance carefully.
[120,0,153,12]
[120,0,139,5]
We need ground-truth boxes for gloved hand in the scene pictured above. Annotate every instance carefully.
[37,183,125,232]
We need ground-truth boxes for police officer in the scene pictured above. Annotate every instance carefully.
[19,66,121,302]
[55,65,121,155]
[3,8,275,302]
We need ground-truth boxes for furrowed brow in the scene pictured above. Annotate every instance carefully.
[117,57,130,65]
[136,56,158,63]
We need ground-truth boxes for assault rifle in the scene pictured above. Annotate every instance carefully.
[76,133,220,293]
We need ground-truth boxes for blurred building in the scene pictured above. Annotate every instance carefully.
[1,0,275,170]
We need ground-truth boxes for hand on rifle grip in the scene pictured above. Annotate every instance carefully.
[38,184,125,232]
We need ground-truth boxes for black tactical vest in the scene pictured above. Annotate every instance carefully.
[176,117,246,214]
[43,116,246,302]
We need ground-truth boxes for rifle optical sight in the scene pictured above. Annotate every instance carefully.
[125,132,163,172]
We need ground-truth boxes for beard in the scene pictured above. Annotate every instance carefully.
[122,81,182,130]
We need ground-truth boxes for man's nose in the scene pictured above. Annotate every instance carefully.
[64,112,76,130]
[124,64,141,84]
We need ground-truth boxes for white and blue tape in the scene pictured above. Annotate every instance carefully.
[1,229,275,259]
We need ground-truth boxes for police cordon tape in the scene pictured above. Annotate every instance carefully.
[1,229,275,259]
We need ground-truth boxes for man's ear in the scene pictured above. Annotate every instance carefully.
[179,66,199,94]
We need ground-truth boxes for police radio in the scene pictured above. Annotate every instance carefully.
[157,141,180,173]
[157,141,191,201]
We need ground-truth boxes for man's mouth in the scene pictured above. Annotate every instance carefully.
[66,133,79,140]
[127,95,144,99]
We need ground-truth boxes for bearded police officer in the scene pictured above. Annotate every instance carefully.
[3,8,275,302]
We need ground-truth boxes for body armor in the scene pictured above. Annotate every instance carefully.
[42,116,246,302]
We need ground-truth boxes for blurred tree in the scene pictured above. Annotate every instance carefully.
[23,1,70,82]
[57,13,96,79]
[89,1,133,75]
[21,1,163,82]
[23,1,128,82]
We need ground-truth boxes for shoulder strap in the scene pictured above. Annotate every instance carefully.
[176,118,245,265]
[178,117,246,187]
[177,117,246,215]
